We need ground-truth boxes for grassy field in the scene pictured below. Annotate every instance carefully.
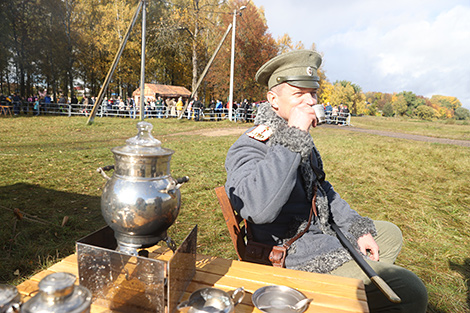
[0,115,469,312]
[351,115,470,141]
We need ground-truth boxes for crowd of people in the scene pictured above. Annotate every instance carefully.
[0,92,350,125]
[0,92,263,122]
[324,102,350,125]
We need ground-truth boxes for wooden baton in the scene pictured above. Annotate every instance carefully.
[331,223,402,303]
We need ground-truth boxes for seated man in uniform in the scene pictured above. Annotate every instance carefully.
[224,50,428,313]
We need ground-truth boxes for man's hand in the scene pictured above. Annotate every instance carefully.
[357,233,380,261]
[287,103,317,131]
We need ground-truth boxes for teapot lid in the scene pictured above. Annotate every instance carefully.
[0,284,20,312]
[112,121,174,157]
[38,272,76,297]
[21,272,91,313]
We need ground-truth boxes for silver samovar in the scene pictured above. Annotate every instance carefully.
[77,121,196,313]
[97,121,188,255]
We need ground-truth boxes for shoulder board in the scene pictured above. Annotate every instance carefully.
[246,125,272,142]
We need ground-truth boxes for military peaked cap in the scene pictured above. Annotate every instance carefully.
[255,50,322,90]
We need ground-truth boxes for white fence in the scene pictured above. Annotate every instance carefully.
[1,101,348,126]
[325,111,351,126]
[1,100,259,122]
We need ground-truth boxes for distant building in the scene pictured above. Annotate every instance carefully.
[132,83,191,104]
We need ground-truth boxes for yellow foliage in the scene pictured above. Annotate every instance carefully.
[318,80,333,104]
[330,81,365,114]
[430,95,462,111]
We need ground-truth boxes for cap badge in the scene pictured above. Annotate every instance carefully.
[306,66,314,76]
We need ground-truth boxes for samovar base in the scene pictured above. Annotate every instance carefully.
[114,230,172,256]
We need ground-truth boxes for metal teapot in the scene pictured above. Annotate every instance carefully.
[97,121,188,255]
[0,284,21,313]
[21,272,91,313]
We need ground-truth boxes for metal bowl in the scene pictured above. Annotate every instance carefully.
[252,285,309,313]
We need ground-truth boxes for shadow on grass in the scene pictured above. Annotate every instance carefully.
[426,304,449,313]
[0,183,105,284]
[450,258,470,312]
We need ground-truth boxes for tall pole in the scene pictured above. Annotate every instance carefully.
[228,6,246,122]
[139,0,147,121]
[86,0,143,125]
[178,23,233,119]
[228,9,236,122]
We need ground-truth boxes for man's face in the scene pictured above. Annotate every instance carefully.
[267,83,318,122]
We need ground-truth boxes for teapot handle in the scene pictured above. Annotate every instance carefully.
[231,287,245,306]
[96,165,114,180]
[176,300,190,310]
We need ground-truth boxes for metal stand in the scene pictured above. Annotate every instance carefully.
[76,225,197,313]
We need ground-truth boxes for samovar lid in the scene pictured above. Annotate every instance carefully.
[112,121,174,157]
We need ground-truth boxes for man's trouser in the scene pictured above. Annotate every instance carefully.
[330,221,428,313]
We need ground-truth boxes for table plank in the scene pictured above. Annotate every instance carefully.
[16,250,369,313]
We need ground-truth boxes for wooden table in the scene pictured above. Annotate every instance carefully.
[16,247,369,313]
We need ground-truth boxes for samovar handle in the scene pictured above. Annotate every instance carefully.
[175,176,189,189]
[96,165,115,180]
[160,176,189,195]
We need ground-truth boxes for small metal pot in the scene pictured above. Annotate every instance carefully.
[21,272,91,313]
[177,287,245,313]
[0,284,21,313]
[97,121,188,254]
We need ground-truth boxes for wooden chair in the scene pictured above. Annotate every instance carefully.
[215,186,246,261]
[215,186,288,267]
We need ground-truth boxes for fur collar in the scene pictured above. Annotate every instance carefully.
[254,102,334,236]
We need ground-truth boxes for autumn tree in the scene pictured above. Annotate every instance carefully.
[430,95,462,116]
[454,107,470,120]
[391,94,407,116]
[331,80,365,115]
[4,0,44,97]
[148,0,225,98]
[205,0,278,103]
[318,80,333,105]
[395,91,425,116]
[365,92,389,111]
[382,102,394,117]
[0,1,12,94]
[276,33,305,53]
[414,105,437,120]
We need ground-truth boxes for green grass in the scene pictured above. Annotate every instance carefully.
[1,115,469,312]
[351,115,470,141]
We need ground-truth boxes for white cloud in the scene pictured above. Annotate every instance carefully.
[252,0,470,109]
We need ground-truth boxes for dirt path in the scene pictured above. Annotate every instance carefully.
[323,124,470,147]
[186,125,470,148]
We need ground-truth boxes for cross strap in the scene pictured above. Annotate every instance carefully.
[282,187,317,249]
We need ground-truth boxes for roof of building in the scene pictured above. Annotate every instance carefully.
[132,83,191,98]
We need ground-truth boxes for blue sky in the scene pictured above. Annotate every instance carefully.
[251,0,470,109]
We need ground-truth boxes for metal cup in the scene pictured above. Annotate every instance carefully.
[312,104,326,125]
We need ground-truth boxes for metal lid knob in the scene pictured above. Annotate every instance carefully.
[21,272,91,313]
[112,121,174,157]
[126,121,162,147]
[39,272,76,299]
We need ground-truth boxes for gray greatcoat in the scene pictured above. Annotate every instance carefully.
[225,103,376,273]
